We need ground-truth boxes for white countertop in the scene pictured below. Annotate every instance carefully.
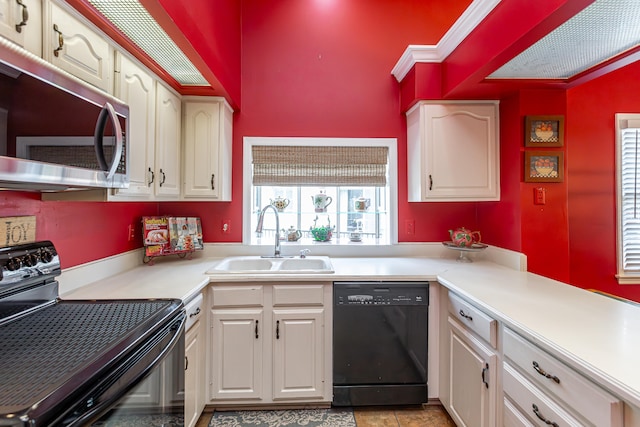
[60,252,640,409]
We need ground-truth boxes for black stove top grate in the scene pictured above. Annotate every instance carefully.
[0,299,172,408]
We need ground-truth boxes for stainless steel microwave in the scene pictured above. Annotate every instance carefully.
[0,38,129,191]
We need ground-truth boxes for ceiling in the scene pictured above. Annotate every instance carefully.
[488,0,640,80]
[77,0,640,102]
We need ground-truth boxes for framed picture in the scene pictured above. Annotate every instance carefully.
[525,115,564,147]
[524,151,564,182]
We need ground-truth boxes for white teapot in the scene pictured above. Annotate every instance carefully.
[270,196,290,212]
[312,191,332,212]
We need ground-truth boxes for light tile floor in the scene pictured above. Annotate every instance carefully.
[196,405,456,427]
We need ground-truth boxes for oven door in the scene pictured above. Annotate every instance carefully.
[59,311,186,426]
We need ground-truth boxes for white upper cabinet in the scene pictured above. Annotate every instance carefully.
[182,97,233,201]
[154,82,182,198]
[0,0,41,55]
[407,101,500,201]
[112,51,155,198]
[43,0,112,92]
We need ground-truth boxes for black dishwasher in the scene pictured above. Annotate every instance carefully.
[333,281,429,406]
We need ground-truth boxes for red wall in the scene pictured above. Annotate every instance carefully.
[0,192,158,268]
[162,0,478,246]
[566,61,640,302]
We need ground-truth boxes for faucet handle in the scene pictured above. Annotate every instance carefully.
[299,249,311,258]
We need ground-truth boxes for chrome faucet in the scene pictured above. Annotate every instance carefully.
[255,204,281,257]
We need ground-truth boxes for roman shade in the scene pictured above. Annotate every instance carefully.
[251,146,388,186]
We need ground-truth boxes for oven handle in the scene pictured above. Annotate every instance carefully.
[59,310,186,426]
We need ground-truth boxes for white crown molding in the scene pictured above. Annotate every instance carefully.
[391,0,502,82]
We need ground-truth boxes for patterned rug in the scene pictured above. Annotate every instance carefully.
[209,408,356,427]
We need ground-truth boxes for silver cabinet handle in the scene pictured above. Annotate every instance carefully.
[15,0,28,33]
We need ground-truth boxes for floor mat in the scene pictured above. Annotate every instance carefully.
[209,408,356,427]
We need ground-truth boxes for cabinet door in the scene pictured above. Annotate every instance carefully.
[272,308,325,400]
[182,97,232,200]
[0,0,41,55]
[44,0,111,92]
[407,101,499,201]
[210,309,263,401]
[112,52,155,198]
[185,320,204,427]
[154,82,181,198]
[447,316,498,427]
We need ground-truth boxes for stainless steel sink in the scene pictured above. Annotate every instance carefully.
[207,256,334,274]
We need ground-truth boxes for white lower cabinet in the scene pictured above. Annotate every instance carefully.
[446,315,498,427]
[208,283,332,405]
[502,327,623,427]
[441,290,499,427]
[184,294,205,427]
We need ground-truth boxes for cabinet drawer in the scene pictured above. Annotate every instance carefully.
[504,362,583,427]
[448,292,497,347]
[211,285,263,307]
[503,396,535,427]
[272,285,325,306]
[504,328,622,427]
[185,293,203,331]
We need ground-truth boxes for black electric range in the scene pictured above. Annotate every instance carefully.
[0,241,185,426]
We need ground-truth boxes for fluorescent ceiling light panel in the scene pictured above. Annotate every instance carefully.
[87,0,208,85]
[488,0,640,79]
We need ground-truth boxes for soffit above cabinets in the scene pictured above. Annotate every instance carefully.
[488,0,640,80]
[85,0,208,86]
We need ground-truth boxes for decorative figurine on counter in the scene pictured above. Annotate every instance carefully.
[287,226,302,242]
[448,227,481,247]
[310,215,334,241]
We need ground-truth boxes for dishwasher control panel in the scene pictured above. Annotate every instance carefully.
[334,282,429,306]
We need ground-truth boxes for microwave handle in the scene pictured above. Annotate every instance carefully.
[94,102,124,180]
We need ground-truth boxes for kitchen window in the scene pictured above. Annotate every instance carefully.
[243,137,398,246]
[615,113,640,283]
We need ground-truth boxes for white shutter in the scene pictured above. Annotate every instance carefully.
[615,114,640,282]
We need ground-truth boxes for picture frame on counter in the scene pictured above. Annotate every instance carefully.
[524,150,564,183]
[525,115,564,147]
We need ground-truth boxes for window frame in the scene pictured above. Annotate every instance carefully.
[615,113,640,284]
[243,137,398,246]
